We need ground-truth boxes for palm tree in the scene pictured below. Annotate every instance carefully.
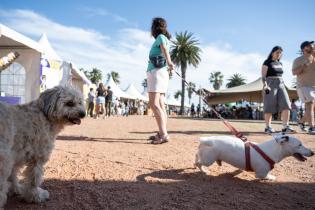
[171,31,201,114]
[107,71,120,84]
[174,90,182,100]
[141,78,147,91]
[186,82,196,104]
[226,73,246,88]
[83,68,102,84]
[209,71,224,90]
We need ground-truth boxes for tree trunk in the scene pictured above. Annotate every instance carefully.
[180,68,186,115]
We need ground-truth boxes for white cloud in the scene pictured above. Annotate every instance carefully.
[0,9,295,105]
[76,7,138,27]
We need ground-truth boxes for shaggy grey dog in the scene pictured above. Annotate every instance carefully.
[0,86,86,208]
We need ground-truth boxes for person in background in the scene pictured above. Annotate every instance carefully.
[147,17,174,144]
[196,104,201,118]
[95,83,106,119]
[105,86,113,117]
[114,98,120,116]
[290,99,298,124]
[139,100,145,115]
[292,41,315,134]
[261,46,295,134]
[87,88,95,117]
[190,103,195,117]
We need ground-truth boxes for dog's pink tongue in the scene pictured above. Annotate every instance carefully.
[73,119,81,125]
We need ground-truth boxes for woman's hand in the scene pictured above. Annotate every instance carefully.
[167,62,174,71]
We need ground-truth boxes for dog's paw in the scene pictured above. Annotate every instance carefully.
[200,166,210,174]
[265,174,276,181]
[8,182,23,197]
[23,187,49,203]
[34,188,49,203]
[257,174,276,181]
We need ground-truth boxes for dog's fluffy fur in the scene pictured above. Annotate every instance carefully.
[0,86,85,208]
[195,134,314,180]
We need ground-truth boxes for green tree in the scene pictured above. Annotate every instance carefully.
[174,90,182,100]
[83,68,102,84]
[209,71,224,90]
[171,31,201,114]
[141,78,147,91]
[186,82,196,104]
[107,71,120,84]
[226,73,246,88]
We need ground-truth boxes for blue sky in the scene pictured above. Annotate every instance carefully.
[0,0,314,102]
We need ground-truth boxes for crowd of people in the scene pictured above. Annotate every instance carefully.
[86,83,148,119]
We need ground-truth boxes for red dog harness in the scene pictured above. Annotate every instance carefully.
[245,142,275,171]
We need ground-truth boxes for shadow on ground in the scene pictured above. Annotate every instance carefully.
[130,130,266,136]
[56,135,148,145]
[6,168,315,210]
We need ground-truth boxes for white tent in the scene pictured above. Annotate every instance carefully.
[124,84,148,101]
[105,76,133,99]
[38,34,92,98]
[38,34,61,60]
[0,24,42,103]
[166,95,181,107]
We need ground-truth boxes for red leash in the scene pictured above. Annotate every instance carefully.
[174,70,247,142]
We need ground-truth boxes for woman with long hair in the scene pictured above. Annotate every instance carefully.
[95,82,106,119]
[147,17,174,144]
[261,46,295,133]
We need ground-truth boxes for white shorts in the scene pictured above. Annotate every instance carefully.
[147,67,169,93]
[297,86,315,103]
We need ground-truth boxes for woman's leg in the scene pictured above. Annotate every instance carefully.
[95,104,100,118]
[159,93,168,126]
[149,92,167,137]
[281,109,290,126]
[264,113,272,128]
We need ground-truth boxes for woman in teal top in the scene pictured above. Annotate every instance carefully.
[147,17,174,144]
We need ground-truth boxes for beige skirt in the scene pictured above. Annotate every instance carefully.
[147,67,169,93]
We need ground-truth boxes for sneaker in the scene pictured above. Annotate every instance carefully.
[282,126,296,134]
[308,127,315,135]
[298,122,308,132]
[265,127,276,134]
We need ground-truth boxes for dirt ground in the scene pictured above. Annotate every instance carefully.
[5,116,315,210]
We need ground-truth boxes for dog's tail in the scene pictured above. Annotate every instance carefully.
[199,137,214,147]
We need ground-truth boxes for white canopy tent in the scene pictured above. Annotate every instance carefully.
[0,24,42,103]
[38,34,91,97]
[38,34,61,61]
[166,95,181,107]
[105,76,133,99]
[124,84,148,101]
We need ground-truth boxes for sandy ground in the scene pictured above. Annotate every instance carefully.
[5,116,315,210]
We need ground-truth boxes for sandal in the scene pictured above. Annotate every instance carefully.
[148,133,159,141]
[150,134,170,144]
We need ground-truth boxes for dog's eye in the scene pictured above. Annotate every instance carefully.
[66,101,75,107]
[299,144,302,147]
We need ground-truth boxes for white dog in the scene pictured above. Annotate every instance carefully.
[195,133,314,180]
[0,86,86,209]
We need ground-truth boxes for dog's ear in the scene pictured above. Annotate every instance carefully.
[38,86,63,119]
[274,133,289,144]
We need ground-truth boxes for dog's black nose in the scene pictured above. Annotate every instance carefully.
[311,151,314,156]
[79,111,86,118]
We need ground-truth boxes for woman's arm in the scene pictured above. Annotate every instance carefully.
[160,44,174,71]
[261,65,268,87]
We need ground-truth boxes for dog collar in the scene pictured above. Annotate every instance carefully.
[245,142,275,171]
